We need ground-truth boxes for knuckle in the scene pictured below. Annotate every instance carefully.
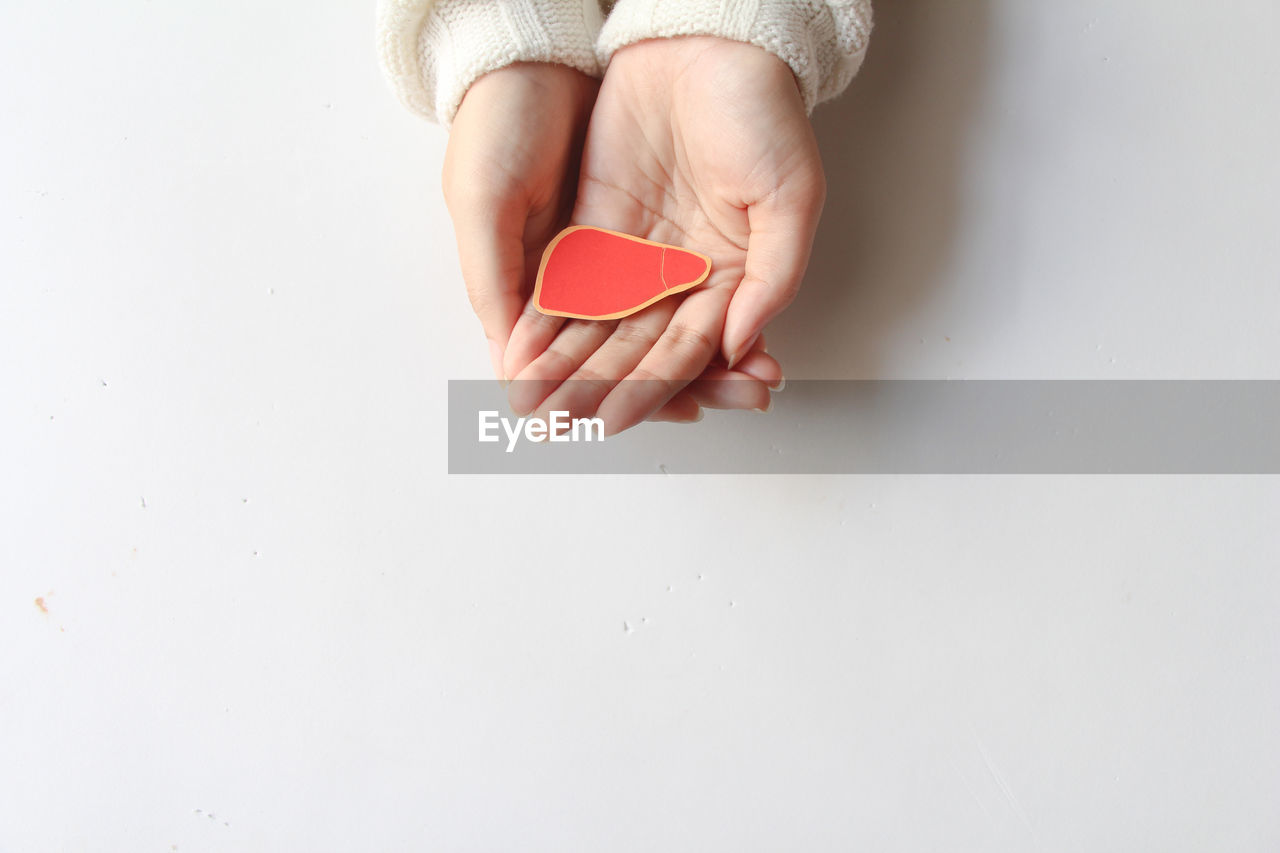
[567,365,616,395]
[610,322,661,348]
[538,346,578,377]
[627,365,672,389]
[743,270,800,304]
[661,322,716,358]
[629,365,686,398]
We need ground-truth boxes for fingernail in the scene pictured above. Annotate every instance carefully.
[754,396,774,414]
[728,331,762,371]
[769,376,786,392]
[692,408,705,423]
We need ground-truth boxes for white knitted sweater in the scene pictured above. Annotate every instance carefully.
[377,0,873,126]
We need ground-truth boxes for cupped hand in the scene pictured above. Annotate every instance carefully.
[443,63,598,380]
[503,37,825,434]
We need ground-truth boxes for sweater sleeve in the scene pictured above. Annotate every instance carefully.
[376,0,606,126]
[596,0,873,113]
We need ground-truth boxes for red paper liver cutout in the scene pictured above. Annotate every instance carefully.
[533,226,712,320]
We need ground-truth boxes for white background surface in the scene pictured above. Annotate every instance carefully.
[3,1,1278,850]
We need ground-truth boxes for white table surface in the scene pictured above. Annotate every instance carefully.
[3,1,1277,850]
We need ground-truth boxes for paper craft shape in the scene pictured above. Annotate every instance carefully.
[533,226,712,320]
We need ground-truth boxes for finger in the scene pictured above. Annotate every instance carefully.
[722,171,825,369]
[453,211,528,380]
[503,299,569,382]
[596,287,731,435]
[530,300,676,423]
[442,175,533,379]
[648,349,774,422]
[731,349,784,389]
[649,391,703,423]
[685,368,773,412]
[507,318,616,415]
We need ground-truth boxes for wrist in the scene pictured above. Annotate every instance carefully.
[596,0,873,112]
[378,0,604,127]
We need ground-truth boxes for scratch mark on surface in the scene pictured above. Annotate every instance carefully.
[975,732,1041,846]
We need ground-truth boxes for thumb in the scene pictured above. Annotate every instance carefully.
[449,202,529,380]
[722,177,825,369]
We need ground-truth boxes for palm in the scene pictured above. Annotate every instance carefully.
[576,106,747,312]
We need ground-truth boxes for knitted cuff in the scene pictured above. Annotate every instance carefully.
[377,0,605,127]
[597,0,873,113]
